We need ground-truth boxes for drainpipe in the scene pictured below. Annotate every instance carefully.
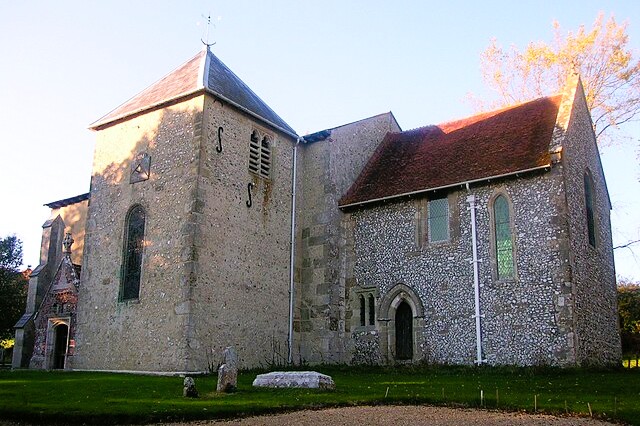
[288,137,302,364]
[466,190,484,365]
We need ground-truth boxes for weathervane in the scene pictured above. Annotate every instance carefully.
[201,13,216,48]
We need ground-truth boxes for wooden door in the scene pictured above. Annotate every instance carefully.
[395,301,413,360]
[53,324,68,369]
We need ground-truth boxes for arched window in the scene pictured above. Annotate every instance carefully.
[493,195,514,280]
[248,130,272,179]
[121,205,146,301]
[584,173,596,247]
[368,294,375,325]
[359,295,366,326]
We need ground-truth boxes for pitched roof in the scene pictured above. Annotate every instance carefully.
[302,112,402,144]
[90,48,296,137]
[45,192,90,209]
[339,95,562,207]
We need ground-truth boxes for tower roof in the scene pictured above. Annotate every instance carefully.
[90,47,297,137]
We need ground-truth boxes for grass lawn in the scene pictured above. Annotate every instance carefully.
[1,365,640,425]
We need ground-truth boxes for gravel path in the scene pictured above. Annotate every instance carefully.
[0,405,620,426]
[158,405,619,426]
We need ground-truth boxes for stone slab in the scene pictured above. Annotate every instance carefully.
[252,371,335,390]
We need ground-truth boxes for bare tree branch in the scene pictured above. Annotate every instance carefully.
[614,239,640,250]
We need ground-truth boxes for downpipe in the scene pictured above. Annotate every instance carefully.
[466,191,485,365]
[288,137,302,364]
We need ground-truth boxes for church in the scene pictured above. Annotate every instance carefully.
[13,46,621,372]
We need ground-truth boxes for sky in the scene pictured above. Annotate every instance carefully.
[0,0,638,280]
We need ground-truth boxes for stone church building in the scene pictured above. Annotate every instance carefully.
[13,46,621,372]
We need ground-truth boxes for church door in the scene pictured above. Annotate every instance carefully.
[52,324,68,370]
[395,301,413,360]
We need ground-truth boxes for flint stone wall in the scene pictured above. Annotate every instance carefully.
[73,97,202,372]
[346,169,580,366]
[188,96,295,370]
[74,92,297,372]
[559,82,621,365]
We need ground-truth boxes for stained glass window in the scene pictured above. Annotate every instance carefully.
[494,195,514,279]
[428,197,449,242]
[584,174,596,247]
[121,205,145,301]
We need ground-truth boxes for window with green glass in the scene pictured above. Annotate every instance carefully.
[428,197,449,242]
[494,195,514,279]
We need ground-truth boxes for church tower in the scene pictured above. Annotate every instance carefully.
[71,47,298,372]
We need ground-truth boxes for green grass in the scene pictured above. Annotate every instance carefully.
[1,365,640,425]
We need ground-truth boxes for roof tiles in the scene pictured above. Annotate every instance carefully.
[339,95,562,207]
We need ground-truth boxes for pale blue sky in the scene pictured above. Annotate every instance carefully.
[0,1,638,279]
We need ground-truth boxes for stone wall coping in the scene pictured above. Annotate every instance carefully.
[71,369,208,377]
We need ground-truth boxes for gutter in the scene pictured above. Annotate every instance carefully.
[339,164,551,209]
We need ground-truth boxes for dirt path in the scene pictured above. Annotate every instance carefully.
[159,405,619,426]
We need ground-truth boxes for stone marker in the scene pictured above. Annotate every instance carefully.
[216,346,238,392]
[183,376,198,398]
[252,371,335,390]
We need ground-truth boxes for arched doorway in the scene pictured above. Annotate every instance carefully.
[52,324,68,370]
[395,301,413,360]
[378,284,425,363]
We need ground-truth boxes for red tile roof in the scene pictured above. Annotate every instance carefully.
[339,95,562,207]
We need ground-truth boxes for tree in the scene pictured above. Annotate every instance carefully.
[618,277,640,365]
[480,13,640,143]
[0,236,28,340]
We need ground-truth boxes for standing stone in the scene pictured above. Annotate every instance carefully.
[216,346,238,392]
[183,376,198,398]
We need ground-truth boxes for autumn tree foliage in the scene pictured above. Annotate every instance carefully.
[0,236,28,340]
[480,13,640,143]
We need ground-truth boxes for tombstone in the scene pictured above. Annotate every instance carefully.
[183,376,198,398]
[216,346,238,392]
